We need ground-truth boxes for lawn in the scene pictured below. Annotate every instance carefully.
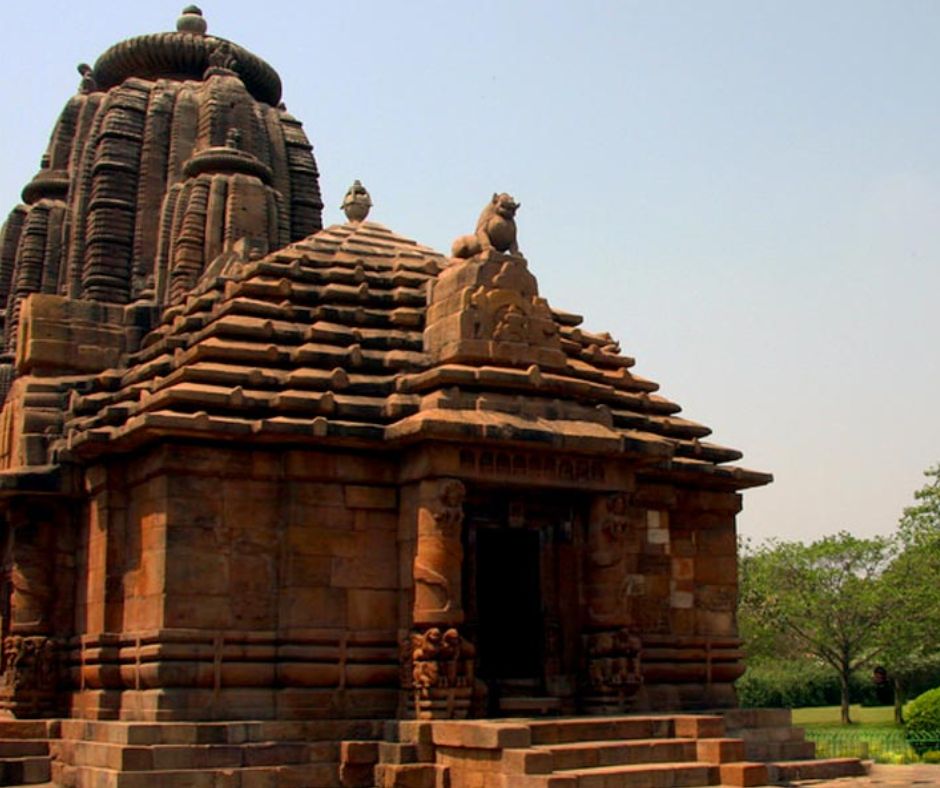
[792,704,898,728]
[791,705,940,763]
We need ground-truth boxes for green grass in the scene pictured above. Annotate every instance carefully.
[792,704,898,728]
[791,706,940,763]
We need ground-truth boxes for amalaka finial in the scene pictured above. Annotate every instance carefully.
[177,5,208,35]
[342,180,372,222]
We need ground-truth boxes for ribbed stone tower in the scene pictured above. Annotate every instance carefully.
[0,6,322,397]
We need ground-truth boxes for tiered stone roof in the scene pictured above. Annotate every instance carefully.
[46,219,769,490]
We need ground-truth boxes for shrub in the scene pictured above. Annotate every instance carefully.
[738,659,832,708]
[904,687,940,754]
[736,659,879,709]
[922,750,940,764]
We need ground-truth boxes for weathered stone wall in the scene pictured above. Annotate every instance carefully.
[631,483,744,710]
[68,444,403,721]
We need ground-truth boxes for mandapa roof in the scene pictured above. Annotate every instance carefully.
[51,219,771,491]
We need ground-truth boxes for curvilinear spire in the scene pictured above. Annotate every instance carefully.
[0,7,323,396]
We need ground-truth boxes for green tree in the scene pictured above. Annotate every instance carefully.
[877,465,940,723]
[739,533,894,724]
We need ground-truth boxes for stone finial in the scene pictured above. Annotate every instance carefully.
[342,180,372,222]
[77,63,97,94]
[177,5,208,35]
[452,192,521,259]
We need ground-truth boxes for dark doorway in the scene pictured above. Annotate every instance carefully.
[475,528,542,681]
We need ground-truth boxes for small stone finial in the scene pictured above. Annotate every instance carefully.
[342,180,373,222]
[177,5,208,35]
[77,63,97,94]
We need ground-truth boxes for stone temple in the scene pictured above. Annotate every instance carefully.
[0,8,867,788]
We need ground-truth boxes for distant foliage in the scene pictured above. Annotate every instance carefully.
[738,464,940,724]
[737,659,879,709]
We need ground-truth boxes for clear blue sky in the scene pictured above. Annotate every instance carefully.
[1,2,938,543]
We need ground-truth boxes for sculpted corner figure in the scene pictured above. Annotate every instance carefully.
[452,193,521,258]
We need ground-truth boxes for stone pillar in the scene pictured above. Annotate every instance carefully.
[405,478,475,719]
[0,503,61,718]
[581,492,643,713]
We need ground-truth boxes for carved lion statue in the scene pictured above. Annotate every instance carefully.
[452,193,521,259]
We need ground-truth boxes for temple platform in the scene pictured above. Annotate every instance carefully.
[0,711,867,787]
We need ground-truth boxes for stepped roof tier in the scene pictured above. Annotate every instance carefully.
[2,213,769,494]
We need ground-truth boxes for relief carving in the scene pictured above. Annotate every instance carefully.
[403,626,476,719]
[413,480,466,625]
[583,628,642,699]
[588,493,631,569]
[585,493,645,630]
[1,636,58,695]
[5,522,54,631]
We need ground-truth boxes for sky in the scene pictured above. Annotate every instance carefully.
[0,1,938,543]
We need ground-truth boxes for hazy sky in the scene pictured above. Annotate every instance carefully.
[0,2,938,543]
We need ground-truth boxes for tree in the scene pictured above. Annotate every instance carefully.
[876,465,940,723]
[739,533,894,724]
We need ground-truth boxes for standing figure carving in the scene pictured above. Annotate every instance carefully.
[582,492,644,712]
[413,479,466,624]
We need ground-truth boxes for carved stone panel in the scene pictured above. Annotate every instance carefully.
[401,626,475,719]
[584,493,644,628]
[412,478,466,627]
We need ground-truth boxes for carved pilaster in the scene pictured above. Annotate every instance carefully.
[0,507,60,717]
[406,478,477,718]
[582,492,643,712]
[413,478,466,627]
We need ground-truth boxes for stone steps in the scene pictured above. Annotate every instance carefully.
[370,715,770,788]
[744,740,816,761]
[47,719,383,788]
[539,738,699,770]
[0,754,52,786]
[51,738,336,771]
[766,757,868,783]
[51,761,339,788]
[0,722,56,787]
[0,742,50,758]
[553,760,717,787]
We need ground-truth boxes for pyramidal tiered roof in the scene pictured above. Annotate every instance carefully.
[49,218,769,490]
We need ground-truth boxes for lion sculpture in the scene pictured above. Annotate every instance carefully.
[452,193,521,258]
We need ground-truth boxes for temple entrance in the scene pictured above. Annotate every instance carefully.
[464,488,585,715]
[475,527,542,682]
